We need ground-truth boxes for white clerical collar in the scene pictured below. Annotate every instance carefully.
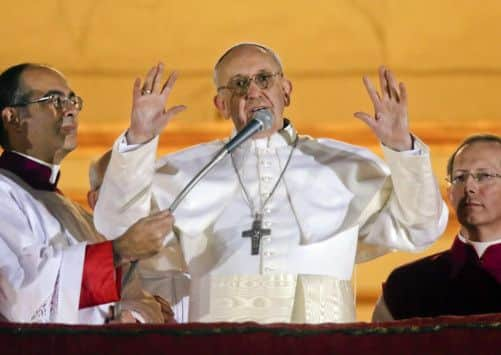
[230,120,297,171]
[458,233,501,258]
[252,132,288,149]
[12,151,61,184]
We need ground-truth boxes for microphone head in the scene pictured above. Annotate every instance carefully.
[252,108,274,131]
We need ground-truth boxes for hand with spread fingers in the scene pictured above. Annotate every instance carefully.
[127,63,187,145]
[354,66,413,151]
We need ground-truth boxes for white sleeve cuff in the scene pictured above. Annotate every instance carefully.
[381,135,425,157]
[117,132,143,153]
[117,131,158,153]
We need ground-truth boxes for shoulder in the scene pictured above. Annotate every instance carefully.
[383,250,452,307]
[0,172,29,201]
[382,250,452,319]
[386,250,452,287]
[156,140,225,168]
[0,173,41,229]
[297,135,389,173]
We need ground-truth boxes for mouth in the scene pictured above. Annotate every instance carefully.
[60,123,78,135]
[465,203,482,208]
[463,199,483,209]
[246,106,269,119]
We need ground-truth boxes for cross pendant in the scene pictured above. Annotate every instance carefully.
[242,214,271,255]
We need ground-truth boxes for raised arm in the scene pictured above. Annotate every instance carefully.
[353,67,448,261]
[94,63,185,238]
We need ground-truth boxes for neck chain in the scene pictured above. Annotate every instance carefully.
[231,136,298,255]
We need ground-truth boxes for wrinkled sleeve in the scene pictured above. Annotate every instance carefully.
[94,133,160,240]
[356,137,448,262]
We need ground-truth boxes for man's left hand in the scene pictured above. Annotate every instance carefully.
[127,63,187,145]
[354,66,413,151]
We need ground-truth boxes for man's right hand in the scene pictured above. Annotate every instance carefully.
[112,210,174,265]
[127,63,186,145]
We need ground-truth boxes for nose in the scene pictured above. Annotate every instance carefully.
[463,174,479,193]
[62,106,79,120]
[245,80,262,99]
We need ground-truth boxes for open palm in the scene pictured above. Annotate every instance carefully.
[127,63,186,144]
[354,66,412,151]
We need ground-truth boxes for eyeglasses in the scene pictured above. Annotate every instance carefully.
[10,94,84,111]
[217,71,282,97]
[447,171,501,185]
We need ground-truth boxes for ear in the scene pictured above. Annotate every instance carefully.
[446,185,454,206]
[282,79,292,107]
[213,94,230,119]
[87,190,98,210]
[1,107,20,128]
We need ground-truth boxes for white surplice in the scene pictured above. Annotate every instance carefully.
[95,124,448,323]
[0,168,163,324]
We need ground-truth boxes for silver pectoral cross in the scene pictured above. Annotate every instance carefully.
[242,214,271,255]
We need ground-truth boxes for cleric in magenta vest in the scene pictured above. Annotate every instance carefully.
[373,134,501,321]
[0,63,174,323]
[94,43,449,323]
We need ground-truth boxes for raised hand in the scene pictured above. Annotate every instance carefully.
[127,63,186,144]
[112,210,174,264]
[354,66,413,151]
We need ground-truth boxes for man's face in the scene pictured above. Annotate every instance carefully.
[448,141,501,238]
[16,67,80,163]
[214,46,292,138]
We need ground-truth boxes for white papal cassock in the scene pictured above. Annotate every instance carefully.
[0,151,163,324]
[95,123,448,323]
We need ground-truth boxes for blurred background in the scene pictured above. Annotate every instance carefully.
[2,0,500,321]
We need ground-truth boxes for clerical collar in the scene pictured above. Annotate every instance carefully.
[229,119,297,172]
[0,150,61,191]
[450,235,501,283]
[457,233,501,258]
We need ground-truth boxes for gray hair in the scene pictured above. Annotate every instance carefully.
[213,42,284,87]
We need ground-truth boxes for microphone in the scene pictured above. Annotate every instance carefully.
[121,109,274,286]
[168,108,274,212]
[224,108,274,152]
